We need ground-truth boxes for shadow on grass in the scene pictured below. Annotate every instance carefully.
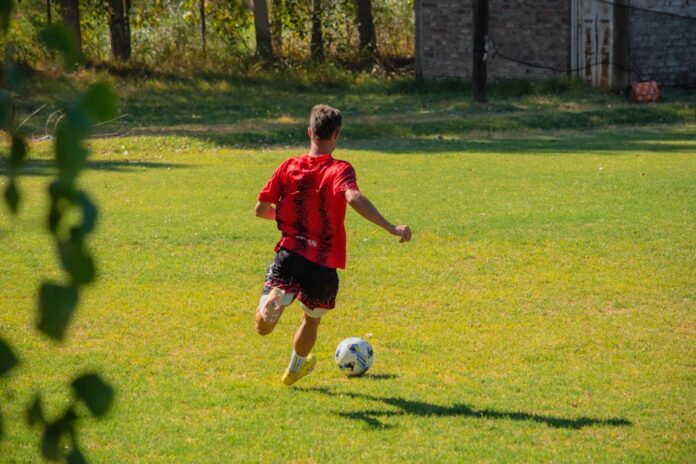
[0,159,194,177]
[134,123,695,156]
[299,387,632,430]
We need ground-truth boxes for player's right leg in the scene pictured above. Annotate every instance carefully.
[255,249,300,335]
[255,287,294,335]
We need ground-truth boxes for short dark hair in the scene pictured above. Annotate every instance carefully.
[309,104,342,140]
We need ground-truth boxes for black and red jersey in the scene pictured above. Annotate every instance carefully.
[258,154,359,269]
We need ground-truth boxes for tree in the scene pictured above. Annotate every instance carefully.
[200,0,206,53]
[472,0,488,102]
[58,0,82,56]
[355,0,376,56]
[310,0,322,61]
[271,0,282,57]
[253,0,273,60]
[107,0,132,61]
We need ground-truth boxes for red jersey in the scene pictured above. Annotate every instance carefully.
[258,154,359,269]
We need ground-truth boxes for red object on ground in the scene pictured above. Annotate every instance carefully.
[631,81,661,103]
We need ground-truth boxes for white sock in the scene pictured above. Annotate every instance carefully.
[288,351,307,373]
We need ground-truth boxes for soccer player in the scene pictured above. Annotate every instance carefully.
[254,104,412,385]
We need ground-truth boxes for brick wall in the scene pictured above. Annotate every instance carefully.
[627,1,696,86]
[417,0,570,80]
[416,0,695,85]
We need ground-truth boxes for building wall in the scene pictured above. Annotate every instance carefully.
[417,0,570,81]
[627,1,696,86]
[417,0,696,86]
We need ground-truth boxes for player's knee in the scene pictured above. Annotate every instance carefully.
[256,319,274,335]
[303,312,321,326]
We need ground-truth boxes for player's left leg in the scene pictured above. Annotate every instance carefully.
[282,306,328,386]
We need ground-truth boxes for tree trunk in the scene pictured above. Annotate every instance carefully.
[271,0,283,57]
[200,0,206,53]
[356,0,376,55]
[311,0,323,61]
[253,0,273,61]
[472,0,488,102]
[46,0,52,25]
[108,0,131,61]
[58,0,81,56]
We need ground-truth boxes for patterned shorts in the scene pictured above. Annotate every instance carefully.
[263,248,339,309]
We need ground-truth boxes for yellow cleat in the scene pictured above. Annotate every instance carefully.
[282,354,317,386]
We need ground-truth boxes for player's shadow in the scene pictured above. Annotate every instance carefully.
[300,387,632,430]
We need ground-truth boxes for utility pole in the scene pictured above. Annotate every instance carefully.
[472,0,488,102]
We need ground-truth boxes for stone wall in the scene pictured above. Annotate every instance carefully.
[627,1,696,86]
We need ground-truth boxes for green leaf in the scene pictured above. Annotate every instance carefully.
[26,395,44,427]
[4,178,19,214]
[9,133,27,170]
[0,338,18,376]
[37,282,78,341]
[58,234,96,285]
[0,90,12,130]
[81,83,118,122]
[41,409,76,460]
[0,0,14,33]
[71,373,114,418]
[66,449,87,464]
[48,180,74,233]
[77,191,98,235]
[39,24,80,72]
[55,111,91,180]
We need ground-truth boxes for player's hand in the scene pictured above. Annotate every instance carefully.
[392,224,412,243]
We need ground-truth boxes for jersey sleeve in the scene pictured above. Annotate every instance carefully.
[333,163,359,195]
[257,162,286,203]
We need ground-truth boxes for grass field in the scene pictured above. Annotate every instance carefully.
[1,76,695,462]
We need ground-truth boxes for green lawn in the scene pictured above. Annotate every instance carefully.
[1,78,695,462]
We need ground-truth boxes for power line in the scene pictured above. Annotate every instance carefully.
[598,0,696,21]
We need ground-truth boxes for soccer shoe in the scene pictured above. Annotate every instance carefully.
[282,354,317,386]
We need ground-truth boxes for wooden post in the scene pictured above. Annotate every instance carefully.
[472,0,488,102]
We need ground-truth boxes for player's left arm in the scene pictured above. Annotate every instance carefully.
[254,201,276,220]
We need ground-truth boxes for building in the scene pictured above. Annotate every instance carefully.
[414,0,696,87]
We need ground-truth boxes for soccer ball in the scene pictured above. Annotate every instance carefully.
[335,337,374,376]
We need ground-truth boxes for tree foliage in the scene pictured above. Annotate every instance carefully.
[1,1,116,461]
[3,0,414,70]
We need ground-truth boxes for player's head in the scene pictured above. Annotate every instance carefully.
[308,104,342,146]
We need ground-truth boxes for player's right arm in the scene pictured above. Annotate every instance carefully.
[254,201,276,220]
[345,189,412,243]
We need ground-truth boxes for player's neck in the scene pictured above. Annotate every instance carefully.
[308,143,335,157]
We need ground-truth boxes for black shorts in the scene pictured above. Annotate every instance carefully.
[263,248,339,309]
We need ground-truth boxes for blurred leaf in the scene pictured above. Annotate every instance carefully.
[77,191,98,235]
[4,178,19,214]
[0,0,14,34]
[3,43,20,89]
[9,133,27,170]
[0,90,12,130]
[39,24,80,72]
[48,180,74,233]
[71,373,114,418]
[26,395,44,427]
[0,338,18,376]
[66,449,87,464]
[55,111,91,180]
[81,83,118,122]
[41,409,76,460]
[58,233,96,285]
[37,282,78,341]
